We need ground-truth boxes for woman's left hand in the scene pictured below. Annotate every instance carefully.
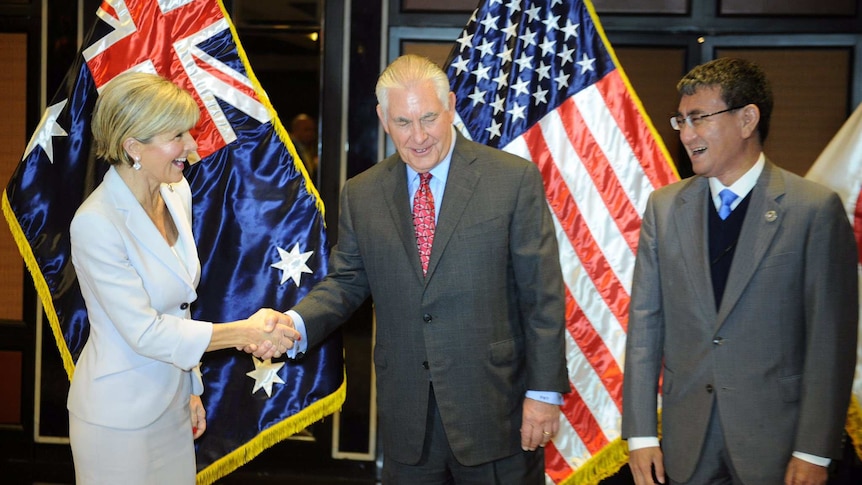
[190,395,207,439]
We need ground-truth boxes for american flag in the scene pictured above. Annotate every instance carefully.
[805,102,862,462]
[444,0,678,482]
[3,1,344,483]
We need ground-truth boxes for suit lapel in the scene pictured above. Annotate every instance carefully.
[162,183,200,286]
[104,168,197,291]
[717,161,784,326]
[380,159,426,280]
[673,177,717,319]
[425,138,479,280]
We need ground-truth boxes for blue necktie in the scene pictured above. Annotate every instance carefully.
[718,189,738,220]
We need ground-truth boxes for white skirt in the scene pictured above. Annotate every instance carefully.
[69,376,195,485]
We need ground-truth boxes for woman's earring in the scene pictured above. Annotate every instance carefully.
[132,157,141,171]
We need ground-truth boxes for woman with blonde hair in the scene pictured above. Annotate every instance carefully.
[68,71,299,484]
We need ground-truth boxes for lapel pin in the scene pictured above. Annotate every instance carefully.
[764,210,777,222]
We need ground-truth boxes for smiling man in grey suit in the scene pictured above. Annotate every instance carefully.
[622,58,858,485]
[283,54,568,484]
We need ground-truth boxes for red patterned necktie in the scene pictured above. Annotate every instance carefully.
[413,172,435,275]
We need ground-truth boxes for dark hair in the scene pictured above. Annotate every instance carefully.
[677,57,773,143]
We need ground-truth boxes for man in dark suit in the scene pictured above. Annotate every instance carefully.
[284,54,568,483]
[622,57,858,485]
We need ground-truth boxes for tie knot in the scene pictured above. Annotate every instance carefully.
[419,172,432,185]
[718,189,738,220]
[719,188,737,205]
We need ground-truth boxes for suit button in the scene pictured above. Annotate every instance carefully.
[180,302,189,310]
[422,361,429,370]
[712,337,724,345]
[705,384,714,393]
[423,313,432,323]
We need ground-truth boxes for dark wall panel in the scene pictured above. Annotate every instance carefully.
[716,48,851,176]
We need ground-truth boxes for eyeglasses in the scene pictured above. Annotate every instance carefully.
[670,106,745,131]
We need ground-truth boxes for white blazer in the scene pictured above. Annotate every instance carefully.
[68,166,213,429]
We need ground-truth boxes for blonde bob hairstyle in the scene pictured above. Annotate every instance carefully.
[91,72,200,167]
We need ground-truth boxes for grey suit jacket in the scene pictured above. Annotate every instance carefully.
[294,133,568,466]
[621,160,858,483]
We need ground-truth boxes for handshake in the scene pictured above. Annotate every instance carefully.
[240,309,299,360]
[211,309,299,360]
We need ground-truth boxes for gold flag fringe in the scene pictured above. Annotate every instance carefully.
[583,0,678,181]
[558,439,628,485]
[215,0,325,221]
[846,394,862,461]
[2,190,77,379]
[196,376,346,485]
[559,409,663,485]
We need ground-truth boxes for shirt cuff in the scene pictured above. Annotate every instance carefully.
[627,436,660,451]
[624,439,828,467]
[285,310,308,358]
[792,451,830,467]
[525,390,563,405]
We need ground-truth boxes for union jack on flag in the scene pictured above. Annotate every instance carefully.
[2,0,344,483]
[444,0,678,482]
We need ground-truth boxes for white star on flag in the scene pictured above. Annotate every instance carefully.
[271,243,313,286]
[576,52,596,73]
[245,357,285,397]
[23,100,68,163]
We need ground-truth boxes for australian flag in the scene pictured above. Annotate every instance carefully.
[1,1,344,483]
